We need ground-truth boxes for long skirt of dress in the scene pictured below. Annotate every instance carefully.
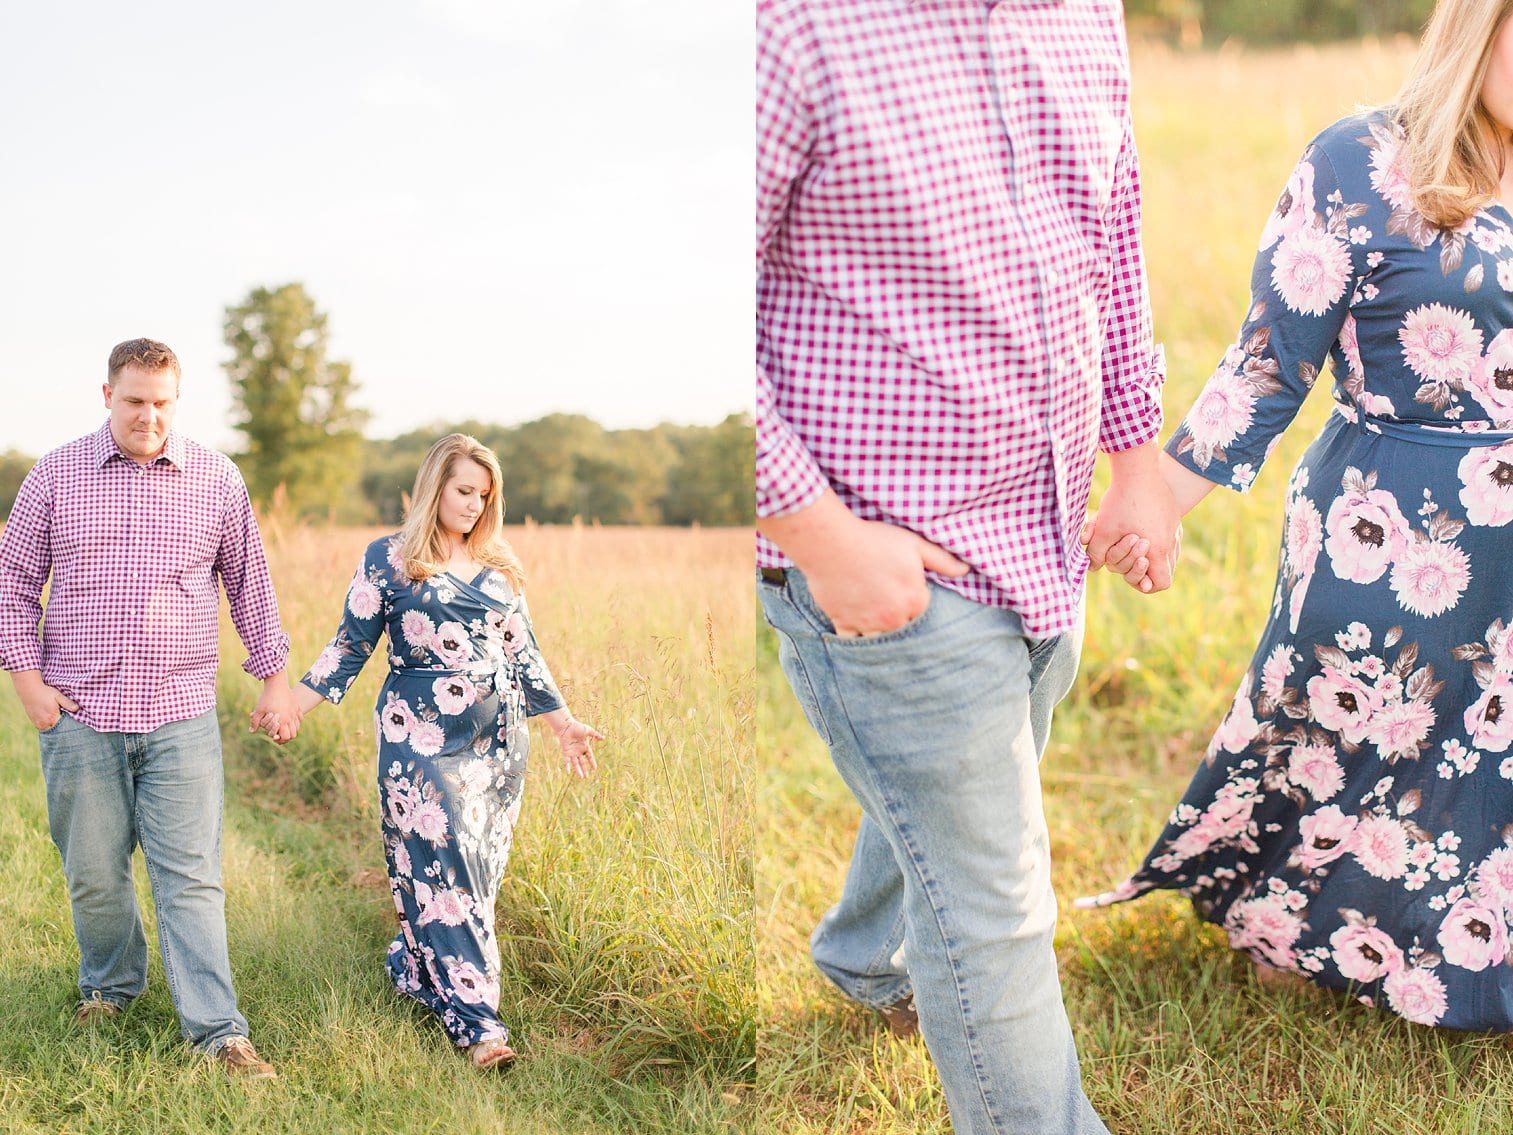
[378,669,530,1047]
[1084,407,1513,1032]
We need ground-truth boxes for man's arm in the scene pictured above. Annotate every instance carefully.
[213,462,294,736]
[0,462,77,729]
[1084,99,1181,592]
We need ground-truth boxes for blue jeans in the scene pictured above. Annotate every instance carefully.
[760,569,1105,1135]
[39,709,249,1053]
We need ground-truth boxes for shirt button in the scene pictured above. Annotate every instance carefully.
[1045,267,1061,286]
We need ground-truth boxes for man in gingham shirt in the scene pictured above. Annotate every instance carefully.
[756,3,1180,1131]
[0,338,297,1078]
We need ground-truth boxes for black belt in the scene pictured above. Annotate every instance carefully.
[759,567,787,584]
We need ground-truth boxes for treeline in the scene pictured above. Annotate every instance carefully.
[1126,0,1433,44]
[358,412,754,527]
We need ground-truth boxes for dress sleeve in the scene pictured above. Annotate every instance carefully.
[513,595,566,716]
[1166,140,1365,491]
[300,541,390,705]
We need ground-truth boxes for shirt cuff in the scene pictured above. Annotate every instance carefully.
[241,633,292,681]
[1099,345,1165,454]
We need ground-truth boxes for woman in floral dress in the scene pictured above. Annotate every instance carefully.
[1082,0,1513,1030]
[289,434,603,1068]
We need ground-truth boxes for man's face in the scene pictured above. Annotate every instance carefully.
[103,365,179,462]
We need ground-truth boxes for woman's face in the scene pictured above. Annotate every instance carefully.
[1483,12,1513,136]
[438,458,492,542]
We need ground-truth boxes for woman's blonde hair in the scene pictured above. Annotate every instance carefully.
[398,433,525,592]
[1392,0,1513,229]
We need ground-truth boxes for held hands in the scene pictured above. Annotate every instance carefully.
[249,676,302,745]
[1081,442,1185,595]
[552,716,604,780]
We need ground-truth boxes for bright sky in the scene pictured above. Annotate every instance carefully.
[0,0,747,457]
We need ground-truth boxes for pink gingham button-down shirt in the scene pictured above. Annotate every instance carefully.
[756,0,1165,637]
[0,423,290,733]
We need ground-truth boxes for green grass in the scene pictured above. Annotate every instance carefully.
[0,525,753,1134]
[756,39,1513,1135]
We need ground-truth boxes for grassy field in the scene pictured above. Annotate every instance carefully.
[0,523,753,1135]
[756,39,1513,1135]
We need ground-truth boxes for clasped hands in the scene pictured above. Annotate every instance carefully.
[248,680,303,744]
[1080,461,1185,595]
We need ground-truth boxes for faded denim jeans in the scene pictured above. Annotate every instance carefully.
[39,708,250,1053]
[760,569,1105,1135]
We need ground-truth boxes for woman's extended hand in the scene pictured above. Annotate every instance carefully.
[552,717,604,779]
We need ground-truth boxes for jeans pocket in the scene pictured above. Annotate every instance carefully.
[38,711,71,736]
[820,586,937,649]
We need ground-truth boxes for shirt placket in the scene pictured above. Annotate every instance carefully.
[122,460,149,729]
[987,5,1073,569]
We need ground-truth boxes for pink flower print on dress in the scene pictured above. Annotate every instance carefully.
[1383,966,1447,1026]
[1261,644,1295,702]
[1389,539,1470,618]
[401,610,436,651]
[1296,805,1358,869]
[1286,497,1323,577]
[1351,815,1411,880]
[1258,155,1317,252]
[1473,847,1513,912]
[1367,129,1414,212]
[1436,899,1509,971]
[444,959,499,1006]
[1466,329,1513,425]
[1225,892,1303,970]
[392,839,412,877]
[1212,674,1261,755]
[1307,666,1381,744]
[1328,924,1404,983]
[499,611,529,657]
[1271,225,1352,317]
[411,798,450,845]
[1398,303,1482,388]
[409,719,446,758]
[1184,367,1257,459]
[308,644,342,683]
[381,696,417,743]
[414,880,473,928]
[431,621,471,667]
[1366,697,1437,763]
[386,782,421,835]
[1324,487,1408,584]
[1465,671,1513,753]
[431,673,477,716]
[1456,442,1513,527]
[1287,742,1345,801]
[347,576,382,620]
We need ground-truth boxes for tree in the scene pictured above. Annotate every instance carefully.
[223,283,371,519]
[660,413,755,526]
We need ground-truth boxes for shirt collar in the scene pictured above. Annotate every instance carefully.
[92,420,188,471]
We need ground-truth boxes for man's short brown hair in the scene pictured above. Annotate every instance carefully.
[107,338,181,386]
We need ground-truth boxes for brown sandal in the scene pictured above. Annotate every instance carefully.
[468,1037,517,1070]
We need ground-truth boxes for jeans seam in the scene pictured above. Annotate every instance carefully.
[820,637,1009,1131]
[135,798,187,1040]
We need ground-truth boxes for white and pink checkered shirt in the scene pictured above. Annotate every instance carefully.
[0,422,290,733]
[756,0,1165,637]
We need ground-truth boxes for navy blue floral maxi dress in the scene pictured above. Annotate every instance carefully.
[301,535,564,1046]
[1084,111,1513,1031]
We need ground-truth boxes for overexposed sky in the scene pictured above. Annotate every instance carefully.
[0,0,747,456]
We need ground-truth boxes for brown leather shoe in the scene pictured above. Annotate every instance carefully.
[73,992,123,1025]
[213,1037,278,1080]
[878,994,919,1038]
